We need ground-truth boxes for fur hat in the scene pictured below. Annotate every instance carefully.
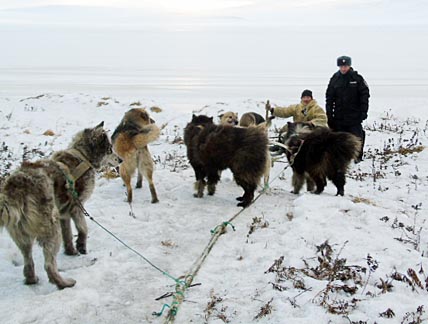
[337,56,352,66]
[301,89,313,98]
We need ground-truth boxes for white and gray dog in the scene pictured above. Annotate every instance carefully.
[0,122,112,289]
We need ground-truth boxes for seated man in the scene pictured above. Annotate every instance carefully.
[267,89,328,129]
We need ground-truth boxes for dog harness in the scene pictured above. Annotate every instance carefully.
[56,148,94,199]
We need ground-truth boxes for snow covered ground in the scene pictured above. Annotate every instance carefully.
[0,91,427,323]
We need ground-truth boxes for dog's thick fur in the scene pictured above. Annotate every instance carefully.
[219,111,266,127]
[239,112,265,127]
[0,122,112,289]
[283,122,361,196]
[220,111,271,187]
[112,108,160,203]
[219,111,239,126]
[184,114,268,207]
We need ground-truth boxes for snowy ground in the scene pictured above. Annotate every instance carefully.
[0,93,427,324]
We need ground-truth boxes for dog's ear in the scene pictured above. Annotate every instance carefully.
[218,114,224,119]
[192,114,197,121]
[95,121,104,129]
[209,117,214,122]
[150,118,155,124]
[235,112,238,117]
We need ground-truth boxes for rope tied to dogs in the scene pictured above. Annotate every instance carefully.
[164,163,290,323]
[73,198,186,288]
[59,148,191,315]
[56,148,94,199]
[210,221,236,234]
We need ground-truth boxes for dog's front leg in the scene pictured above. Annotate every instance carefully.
[235,179,256,208]
[292,172,305,194]
[193,166,206,198]
[60,218,78,255]
[312,175,327,195]
[305,173,315,192]
[70,207,88,254]
[207,170,220,196]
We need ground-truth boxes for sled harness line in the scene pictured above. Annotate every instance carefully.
[163,163,290,323]
[68,195,186,290]
[57,148,95,199]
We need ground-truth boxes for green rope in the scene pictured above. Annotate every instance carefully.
[210,221,236,234]
[263,183,270,191]
[153,302,178,317]
[65,177,79,198]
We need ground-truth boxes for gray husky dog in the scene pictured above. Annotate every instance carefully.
[0,122,112,289]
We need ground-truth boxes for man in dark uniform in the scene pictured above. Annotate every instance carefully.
[326,55,370,162]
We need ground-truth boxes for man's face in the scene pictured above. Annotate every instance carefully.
[339,65,351,74]
[301,96,312,105]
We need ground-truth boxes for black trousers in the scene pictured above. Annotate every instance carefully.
[330,122,365,160]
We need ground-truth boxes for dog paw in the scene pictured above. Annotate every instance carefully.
[236,196,244,201]
[64,248,78,256]
[193,193,203,198]
[57,278,76,290]
[25,276,39,285]
[237,201,250,208]
[76,244,87,255]
[151,198,159,203]
[336,190,344,196]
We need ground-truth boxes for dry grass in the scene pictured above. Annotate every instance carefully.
[97,101,109,107]
[129,101,142,106]
[43,129,55,136]
[254,298,273,320]
[161,240,177,248]
[351,196,376,206]
[150,106,163,113]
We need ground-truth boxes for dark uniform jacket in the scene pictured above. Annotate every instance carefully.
[326,68,370,126]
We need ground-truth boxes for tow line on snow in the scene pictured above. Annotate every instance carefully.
[163,163,290,323]
[64,140,291,321]
[70,195,189,307]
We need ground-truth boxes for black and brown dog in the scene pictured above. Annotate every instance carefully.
[282,122,361,196]
[184,114,268,207]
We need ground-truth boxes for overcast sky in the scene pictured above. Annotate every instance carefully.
[0,0,427,27]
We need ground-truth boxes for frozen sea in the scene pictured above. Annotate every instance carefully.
[1,24,427,118]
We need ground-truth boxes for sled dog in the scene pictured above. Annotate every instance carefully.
[282,122,361,196]
[111,108,160,203]
[0,122,112,289]
[184,114,268,207]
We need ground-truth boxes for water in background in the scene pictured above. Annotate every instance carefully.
[1,25,427,114]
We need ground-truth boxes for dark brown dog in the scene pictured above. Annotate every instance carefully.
[184,114,268,207]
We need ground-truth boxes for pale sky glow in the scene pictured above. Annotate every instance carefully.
[0,0,379,13]
[1,0,253,13]
[0,0,426,27]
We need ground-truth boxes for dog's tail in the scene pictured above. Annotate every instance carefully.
[132,124,161,149]
[0,193,8,228]
[331,132,362,162]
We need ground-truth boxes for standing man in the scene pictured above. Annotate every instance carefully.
[326,55,370,162]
